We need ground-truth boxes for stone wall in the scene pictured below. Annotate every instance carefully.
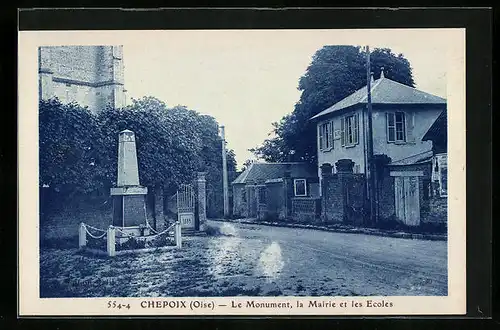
[320,164,344,223]
[422,197,447,224]
[320,160,367,225]
[377,168,395,222]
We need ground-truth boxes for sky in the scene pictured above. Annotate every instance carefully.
[119,29,451,170]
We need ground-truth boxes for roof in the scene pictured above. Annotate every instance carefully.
[232,162,317,185]
[388,150,433,166]
[310,76,447,120]
[422,110,447,142]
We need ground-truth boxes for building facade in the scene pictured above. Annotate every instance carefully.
[39,45,127,114]
[311,72,446,179]
[311,71,447,227]
[232,162,319,220]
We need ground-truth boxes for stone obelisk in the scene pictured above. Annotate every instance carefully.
[110,129,148,228]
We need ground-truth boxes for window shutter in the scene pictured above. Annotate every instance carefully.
[328,121,334,149]
[386,112,395,142]
[331,121,335,149]
[354,113,359,144]
[318,124,323,150]
[386,112,390,142]
[406,112,415,142]
[341,117,345,146]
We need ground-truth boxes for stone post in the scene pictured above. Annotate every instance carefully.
[320,163,333,222]
[175,221,182,248]
[78,223,86,249]
[195,172,207,231]
[107,226,116,257]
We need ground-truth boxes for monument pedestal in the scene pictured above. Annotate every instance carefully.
[110,185,148,228]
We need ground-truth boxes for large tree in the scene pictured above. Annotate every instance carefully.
[251,46,415,164]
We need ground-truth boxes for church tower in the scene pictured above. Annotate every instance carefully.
[38,45,126,114]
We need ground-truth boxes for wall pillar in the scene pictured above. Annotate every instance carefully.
[320,163,333,222]
[195,172,207,231]
[335,159,354,224]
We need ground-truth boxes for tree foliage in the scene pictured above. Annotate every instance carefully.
[39,99,104,196]
[39,96,237,211]
[251,46,415,164]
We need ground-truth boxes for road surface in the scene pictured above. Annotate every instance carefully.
[39,220,447,297]
[203,220,447,296]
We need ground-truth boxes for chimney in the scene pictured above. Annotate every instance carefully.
[380,67,385,79]
[370,72,374,84]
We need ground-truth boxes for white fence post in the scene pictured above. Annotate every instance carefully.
[175,221,182,248]
[79,223,86,249]
[107,226,116,257]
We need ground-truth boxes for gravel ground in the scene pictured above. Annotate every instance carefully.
[40,221,447,297]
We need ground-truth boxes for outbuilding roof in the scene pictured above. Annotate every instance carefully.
[422,110,447,142]
[388,150,434,166]
[310,73,446,120]
[232,162,317,185]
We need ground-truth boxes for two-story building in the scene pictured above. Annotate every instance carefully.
[310,71,447,227]
[310,70,446,182]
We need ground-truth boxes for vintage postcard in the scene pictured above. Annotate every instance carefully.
[18,28,466,316]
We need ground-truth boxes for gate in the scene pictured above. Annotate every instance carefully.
[391,171,424,226]
[177,184,196,230]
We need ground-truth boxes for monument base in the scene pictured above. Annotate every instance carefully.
[112,194,148,227]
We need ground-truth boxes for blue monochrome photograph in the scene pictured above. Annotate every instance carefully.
[38,34,448,299]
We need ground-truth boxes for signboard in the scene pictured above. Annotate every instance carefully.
[179,213,195,229]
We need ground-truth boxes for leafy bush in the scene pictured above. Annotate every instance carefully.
[145,234,175,248]
[86,237,107,251]
[115,237,146,251]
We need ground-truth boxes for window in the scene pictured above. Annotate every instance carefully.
[387,111,406,142]
[341,114,359,147]
[319,121,334,151]
[294,179,307,197]
[241,189,247,203]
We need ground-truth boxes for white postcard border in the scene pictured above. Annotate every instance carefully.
[18,28,466,316]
